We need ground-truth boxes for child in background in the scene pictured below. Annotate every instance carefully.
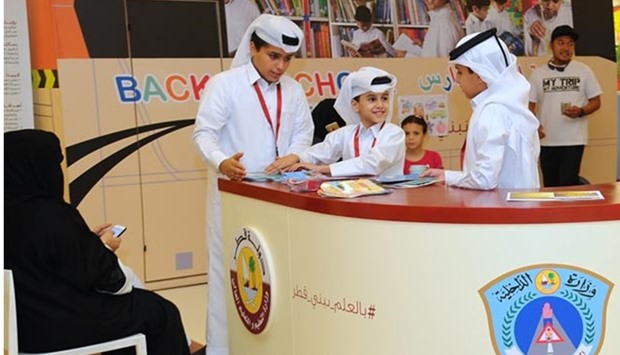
[487,0,516,36]
[348,5,390,57]
[421,0,464,57]
[401,115,444,175]
[465,0,494,35]
[351,5,385,46]
[285,67,405,177]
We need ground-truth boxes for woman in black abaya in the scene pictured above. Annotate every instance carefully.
[4,129,191,354]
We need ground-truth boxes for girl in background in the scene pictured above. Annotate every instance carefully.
[401,115,444,175]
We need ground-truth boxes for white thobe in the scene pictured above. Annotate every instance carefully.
[192,61,313,355]
[297,122,405,177]
[445,92,540,190]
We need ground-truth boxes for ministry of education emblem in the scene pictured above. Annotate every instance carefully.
[480,264,613,355]
[230,227,272,334]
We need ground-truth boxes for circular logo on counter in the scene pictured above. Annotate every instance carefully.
[480,264,613,355]
[230,227,272,334]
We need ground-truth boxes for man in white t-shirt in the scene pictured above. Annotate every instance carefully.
[224,0,260,56]
[528,25,602,187]
[523,0,572,56]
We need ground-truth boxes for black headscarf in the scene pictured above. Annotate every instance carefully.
[5,129,65,206]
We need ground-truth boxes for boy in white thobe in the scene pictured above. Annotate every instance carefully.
[286,67,405,177]
[192,14,314,355]
[421,29,541,189]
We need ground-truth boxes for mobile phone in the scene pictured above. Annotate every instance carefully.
[111,225,127,238]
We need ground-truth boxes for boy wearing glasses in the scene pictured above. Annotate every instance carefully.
[420,29,540,189]
[523,0,573,56]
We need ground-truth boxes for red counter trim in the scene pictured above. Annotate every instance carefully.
[219,180,620,224]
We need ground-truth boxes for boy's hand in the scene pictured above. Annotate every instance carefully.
[419,168,445,181]
[264,154,299,174]
[219,152,246,180]
[529,20,547,40]
[286,162,330,175]
[346,48,361,58]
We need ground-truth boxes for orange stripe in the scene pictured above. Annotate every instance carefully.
[27,0,58,69]
[52,2,88,59]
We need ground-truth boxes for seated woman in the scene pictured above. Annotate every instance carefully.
[4,129,200,355]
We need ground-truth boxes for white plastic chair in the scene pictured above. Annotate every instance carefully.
[4,269,148,355]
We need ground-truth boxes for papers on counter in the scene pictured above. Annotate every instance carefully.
[506,191,604,202]
[318,179,391,198]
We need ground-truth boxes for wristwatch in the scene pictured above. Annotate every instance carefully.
[579,107,585,117]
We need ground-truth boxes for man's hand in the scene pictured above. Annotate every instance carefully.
[538,124,546,139]
[264,154,299,174]
[562,105,582,119]
[529,20,547,40]
[219,152,246,180]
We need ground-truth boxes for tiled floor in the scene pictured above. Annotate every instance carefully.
[156,284,208,344]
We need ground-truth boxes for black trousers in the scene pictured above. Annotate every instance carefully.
[540,145,585,187]
[102,288,190,355]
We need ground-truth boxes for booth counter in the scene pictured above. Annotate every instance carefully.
[220,180,620,355]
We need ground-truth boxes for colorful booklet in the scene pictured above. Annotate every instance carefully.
[506,191,604,202]
[318,179,392,198]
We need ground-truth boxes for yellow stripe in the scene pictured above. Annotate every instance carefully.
[43,69,56,89]
[32,70,42,88]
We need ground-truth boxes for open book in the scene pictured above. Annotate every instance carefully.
[392,33,422,57]
[341,38,397,58]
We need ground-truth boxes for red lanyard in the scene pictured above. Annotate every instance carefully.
[460,139,466,169]
[353,121,385,157]
[253,82,282,156]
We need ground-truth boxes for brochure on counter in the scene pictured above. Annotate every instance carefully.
[373,174,438,188]
[243,171,437,194]
[244,172,284,182]
[244,171,363,192]
[506,190,604,202]
[318,179,392,198]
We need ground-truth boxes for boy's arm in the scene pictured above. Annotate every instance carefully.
[192,75,232,171]
[330,125,404,177]
[446,107,509,190]
[298,127,346,166]
[283,84,314,156]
